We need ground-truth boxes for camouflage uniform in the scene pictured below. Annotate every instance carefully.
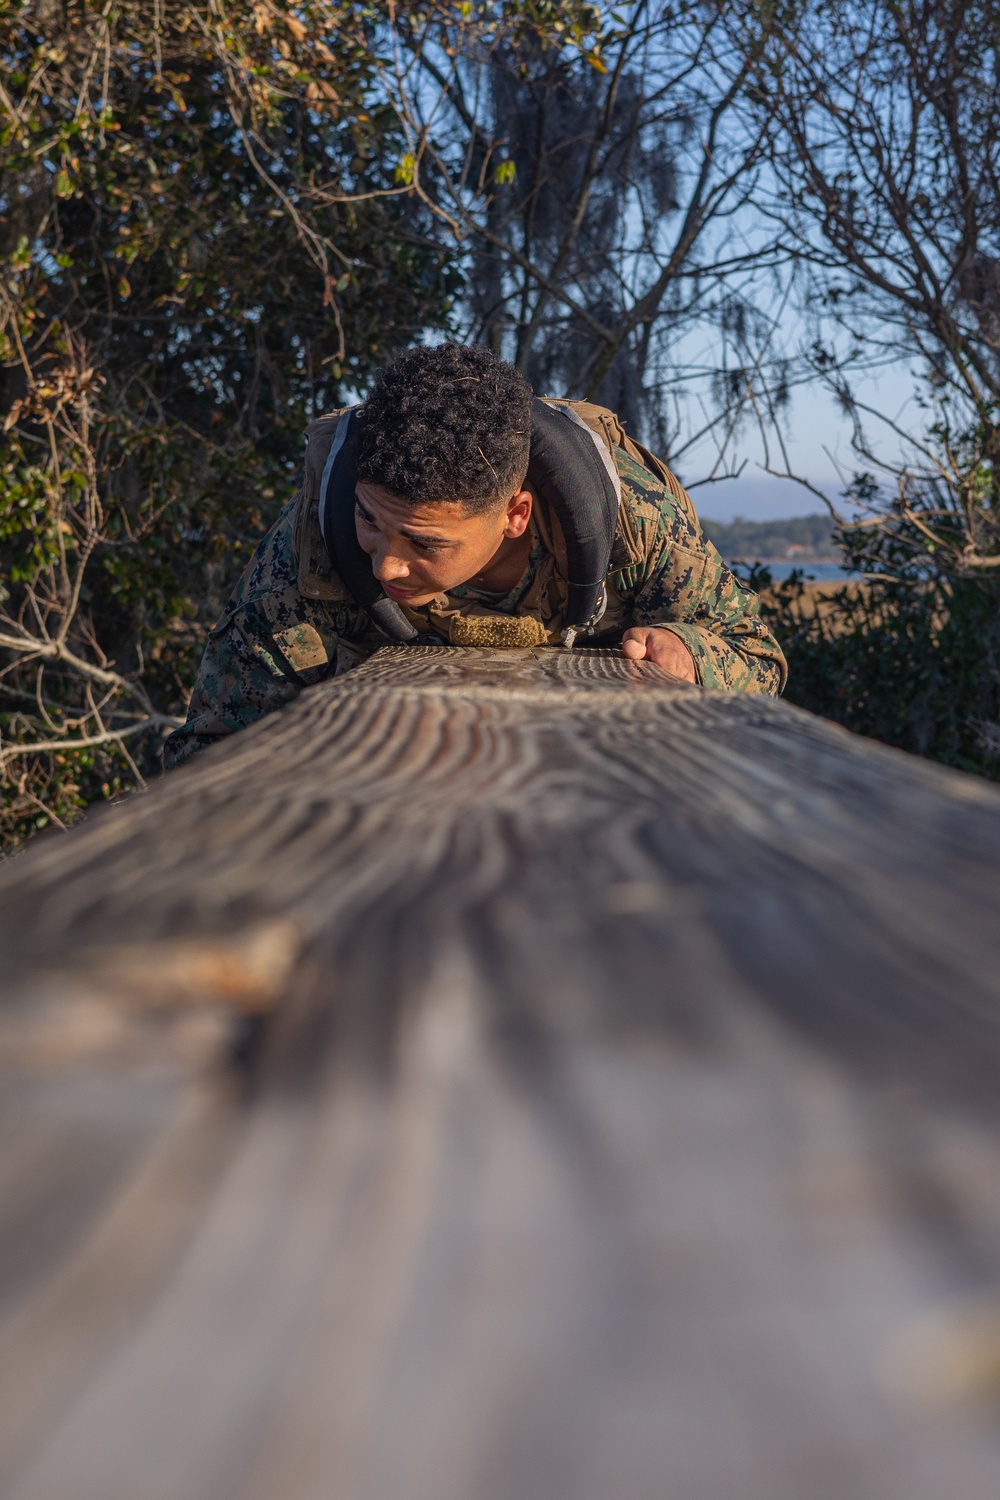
[164,402,787,769]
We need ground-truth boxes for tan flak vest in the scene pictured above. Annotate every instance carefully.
[291,399,700,649]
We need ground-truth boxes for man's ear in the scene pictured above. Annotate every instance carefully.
[503,488,533,539]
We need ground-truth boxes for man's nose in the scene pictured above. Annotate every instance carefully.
[369,543,410,583]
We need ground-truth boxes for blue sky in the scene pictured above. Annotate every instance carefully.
[681,357,920,523]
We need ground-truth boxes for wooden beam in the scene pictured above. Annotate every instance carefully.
[2,645,1000,1498]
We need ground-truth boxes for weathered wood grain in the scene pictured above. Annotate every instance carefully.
[3,645,1000,1498]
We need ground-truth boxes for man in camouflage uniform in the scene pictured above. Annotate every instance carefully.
[165,344,786,769]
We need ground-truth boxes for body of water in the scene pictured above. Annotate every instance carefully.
[730,560,850,582]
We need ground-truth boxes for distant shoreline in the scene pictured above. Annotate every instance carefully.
[703,515,839,568]
[733,556,841,565]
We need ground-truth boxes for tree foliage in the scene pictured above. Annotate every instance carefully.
[721,0,1000,769]
[753,557,1000,779]
[0,0,454,850]
[371,0,781,446]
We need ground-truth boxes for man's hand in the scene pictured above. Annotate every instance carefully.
[621,626,697,682]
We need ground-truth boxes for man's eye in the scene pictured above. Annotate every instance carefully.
[413,540,440,555]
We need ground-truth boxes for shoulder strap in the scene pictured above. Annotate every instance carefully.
[529,400,618,641]
[549,398,701,530]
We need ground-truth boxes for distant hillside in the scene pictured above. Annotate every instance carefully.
[701,514,838,561]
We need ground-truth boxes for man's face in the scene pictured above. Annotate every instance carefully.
[354,481,532,605]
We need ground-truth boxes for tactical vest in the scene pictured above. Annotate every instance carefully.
[294,398,699,649]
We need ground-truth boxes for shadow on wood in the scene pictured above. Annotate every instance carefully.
[2,646,1000,1498]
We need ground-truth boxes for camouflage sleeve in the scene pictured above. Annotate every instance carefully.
[163,488,384,769]
[162,594,371,770]
[630,503,787,696]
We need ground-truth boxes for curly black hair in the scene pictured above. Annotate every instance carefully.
[356,343,533,513]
